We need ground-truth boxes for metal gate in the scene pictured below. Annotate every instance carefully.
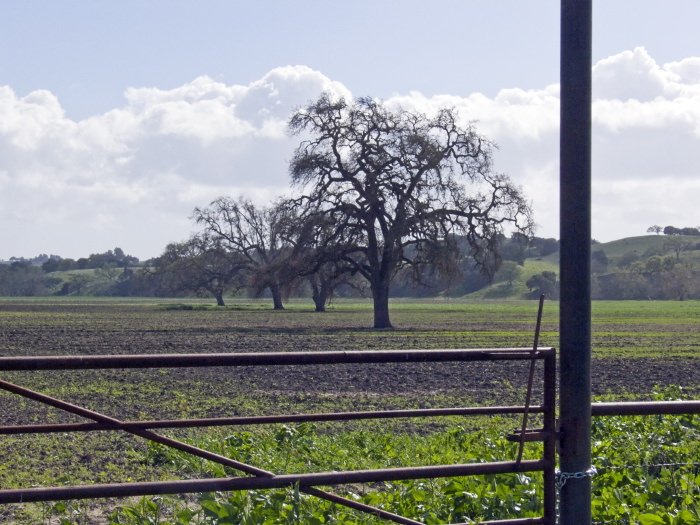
[0,347,558,524]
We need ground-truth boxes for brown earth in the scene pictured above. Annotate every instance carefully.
[0,300,699,523]
[0,301,698,424]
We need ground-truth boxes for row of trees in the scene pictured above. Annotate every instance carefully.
[647,225,700,236]
[40,248,140,273]
[154,94,533,327]
[594,258,699,300]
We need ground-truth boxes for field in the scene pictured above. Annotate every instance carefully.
[0,298,699,523]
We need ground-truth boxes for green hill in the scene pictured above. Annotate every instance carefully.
[466,258,559,300]
[465,234,700,300]
[591,235,667,264]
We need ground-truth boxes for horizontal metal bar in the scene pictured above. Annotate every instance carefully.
[0,348,555,371]
[592,400,700,416]
[0,460,547,504]
[477,519,546,525]
[0,405,546,435]
[13,400,700,434]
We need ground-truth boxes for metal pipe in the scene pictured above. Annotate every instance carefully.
[0,460,547,504]
[592,401,700,416]
[516,295,546,463]
[477,519,547,525]
[0,348,555,371]
[559,0,593,522]
[542,350,558,523]
[0,405,546,435]
[0,398,677,436]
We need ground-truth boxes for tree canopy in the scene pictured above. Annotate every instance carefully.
[288,94,533,328]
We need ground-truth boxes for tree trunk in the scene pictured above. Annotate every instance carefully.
[372,280,393,329]
[214,291,226,307]
[311,280,326,312]
[270,285,285,310]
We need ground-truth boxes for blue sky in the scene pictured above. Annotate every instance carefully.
[1,1,700,259]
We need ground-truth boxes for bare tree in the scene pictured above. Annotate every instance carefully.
[275,204,360,312]
[664,236,694,261]
[288,94,533,328]
[646,225,663,235]
[193,197,296,309]
[155,233,245,306]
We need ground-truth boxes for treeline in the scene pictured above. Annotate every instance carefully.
[0,235,560,302]
[592,237,700,301]
[647,224,700,236]
[0,248,148,297]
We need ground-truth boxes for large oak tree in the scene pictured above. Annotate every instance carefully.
[288,94,533,328]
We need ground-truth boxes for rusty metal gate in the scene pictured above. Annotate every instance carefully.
[0,347,558,524]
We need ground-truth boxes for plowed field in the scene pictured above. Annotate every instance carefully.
[0,298,699,522]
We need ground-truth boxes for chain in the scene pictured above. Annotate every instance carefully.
[555,465,597,490]
[555,462,700,523]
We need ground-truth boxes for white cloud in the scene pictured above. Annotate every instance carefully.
[0,66,350,259]
[0,53,698,260]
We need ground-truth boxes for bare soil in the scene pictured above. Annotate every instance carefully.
[0,300,699,522]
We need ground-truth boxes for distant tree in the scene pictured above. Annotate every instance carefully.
[41,259,61,273]
[591,249,609,274]
[155,234,246,306]
[67,274,92,295]
[613,267,650,300]
[664,225,680,236]
[525,271,558,299]
[95,262,121,284]
[664,237,694,261]
[288,93,533,328]
[496,261,523,286]
[662,262,697,301]
[499,233,529,265]
[644,255,664,274]
[193,196,297,309]
[647,225,663,235]
[55,258,77,271]
[617,250,641,268]
[529,237,559,258]
[0,262,49,296]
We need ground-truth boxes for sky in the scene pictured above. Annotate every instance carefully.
[1,1,699,261]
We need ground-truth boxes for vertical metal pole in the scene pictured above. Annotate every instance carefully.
[543,350,557,523]
[559,0,592,523]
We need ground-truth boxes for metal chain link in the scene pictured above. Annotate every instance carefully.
[555,465,597,490]
[557,462,700,524]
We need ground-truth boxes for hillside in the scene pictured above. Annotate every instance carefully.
[466,258,558,300]
[466,234,700,300]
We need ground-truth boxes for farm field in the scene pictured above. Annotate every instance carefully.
[0,298,699,523]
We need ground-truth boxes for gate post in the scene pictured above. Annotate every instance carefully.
[559,0,593,523]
